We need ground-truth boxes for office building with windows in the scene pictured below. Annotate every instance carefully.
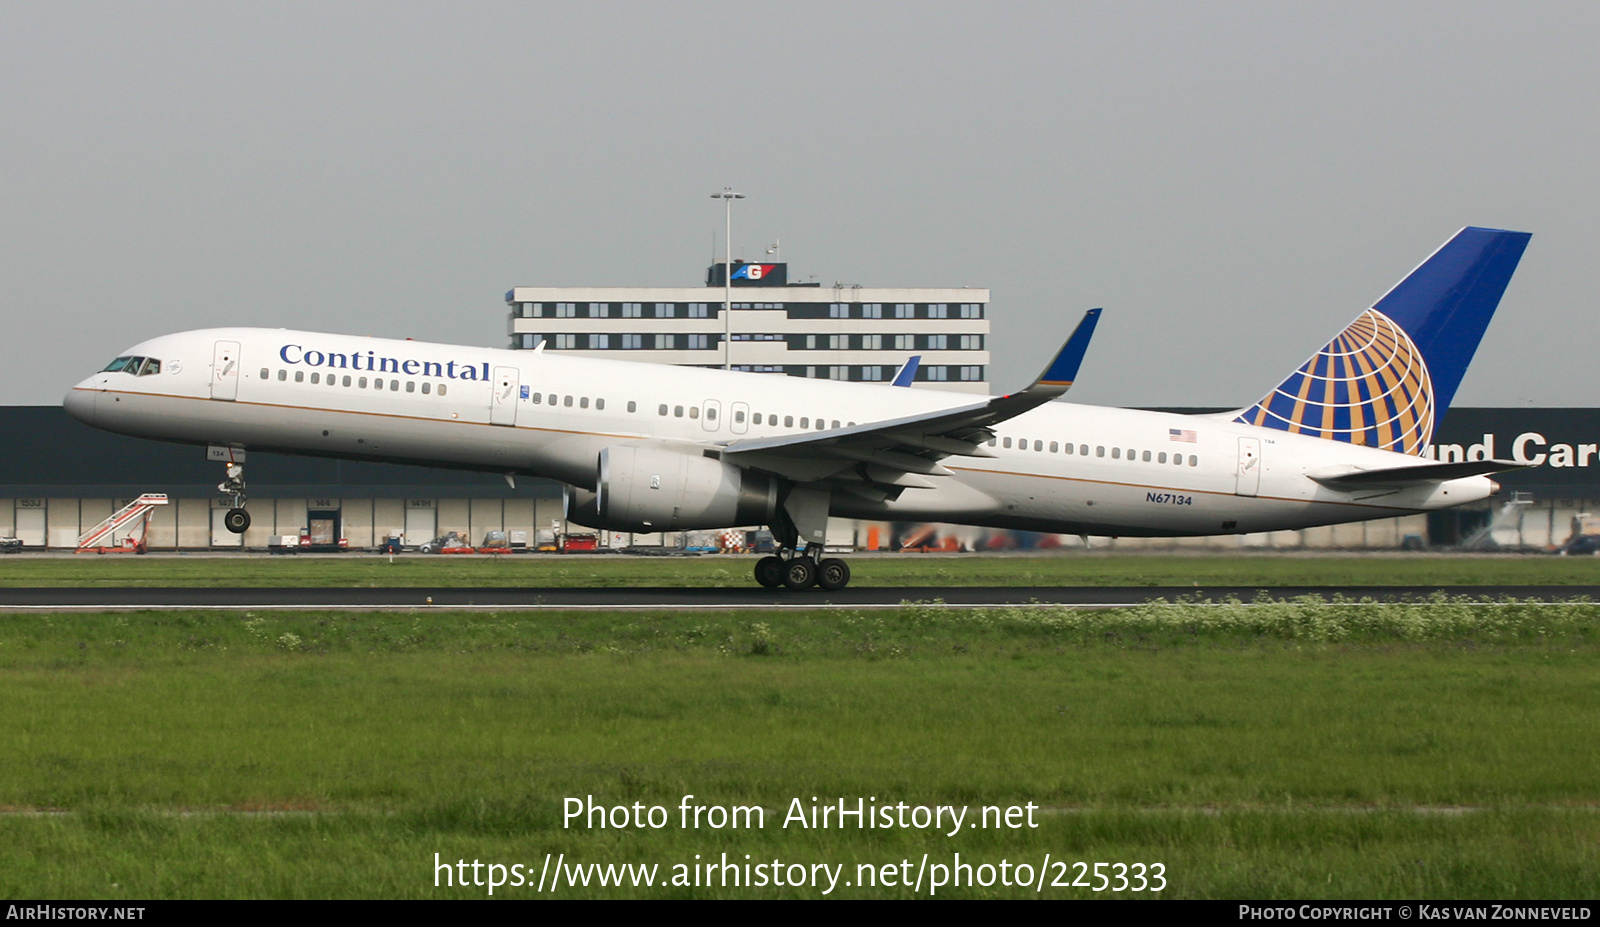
[505,261,991,393]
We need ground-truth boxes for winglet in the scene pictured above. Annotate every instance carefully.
[1030,308,1101,395]
[890,355,921,387]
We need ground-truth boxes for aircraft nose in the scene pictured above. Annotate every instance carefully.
[63,382,98,426]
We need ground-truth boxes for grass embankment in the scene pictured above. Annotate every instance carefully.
[2,552,1598,587]
[3,598,1599,897]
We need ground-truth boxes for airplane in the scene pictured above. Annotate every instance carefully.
[64,227,1531,591]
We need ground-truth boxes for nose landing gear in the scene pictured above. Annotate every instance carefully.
[218,462,250,534]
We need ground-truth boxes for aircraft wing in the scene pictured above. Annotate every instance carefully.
[721,309,1101,489]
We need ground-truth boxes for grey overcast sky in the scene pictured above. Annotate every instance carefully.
[3,1,1596,408]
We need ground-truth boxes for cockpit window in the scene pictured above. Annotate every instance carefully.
[101,356,163,375]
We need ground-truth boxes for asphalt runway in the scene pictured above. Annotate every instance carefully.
[3,585,1598,610]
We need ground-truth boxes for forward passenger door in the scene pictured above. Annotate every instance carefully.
[211,341,240,401]
[492,367,519,426]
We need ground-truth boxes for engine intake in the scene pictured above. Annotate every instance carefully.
[566,445,777,532]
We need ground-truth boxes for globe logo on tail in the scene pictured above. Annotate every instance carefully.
[1234,309,1435,456]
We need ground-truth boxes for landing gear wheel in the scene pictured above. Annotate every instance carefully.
[782,557,817,590]
[816,558,851,591]
[754,556,785,588]
[224,508,251,534]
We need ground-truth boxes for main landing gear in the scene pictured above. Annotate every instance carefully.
[218,462,251,534]
[753,545,852,592]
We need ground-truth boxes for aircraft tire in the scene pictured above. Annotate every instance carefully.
[753,556,785,588]
[816,558,851,591]
[224,509,251,534]
[782,557,817,590]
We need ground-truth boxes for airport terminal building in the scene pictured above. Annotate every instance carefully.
[6,405,1600,552]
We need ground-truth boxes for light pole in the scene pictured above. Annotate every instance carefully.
[711,188,744,370]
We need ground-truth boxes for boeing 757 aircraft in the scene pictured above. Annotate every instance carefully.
[65,227,1531,590]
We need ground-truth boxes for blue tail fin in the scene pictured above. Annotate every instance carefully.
[1233,227,1530,456]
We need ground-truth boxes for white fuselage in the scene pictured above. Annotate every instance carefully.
[65,328,1497,537]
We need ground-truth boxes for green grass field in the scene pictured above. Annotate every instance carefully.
[3,595,1598,898]
[3,550,1599,587]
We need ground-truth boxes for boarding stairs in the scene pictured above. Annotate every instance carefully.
[1461,491,1534,550]
[76,493,170,554]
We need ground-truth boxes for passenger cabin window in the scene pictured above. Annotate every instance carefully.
[259,367,270,379]
[278,370,287,381]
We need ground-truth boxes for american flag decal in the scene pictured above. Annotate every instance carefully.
[1169,429,1197,443]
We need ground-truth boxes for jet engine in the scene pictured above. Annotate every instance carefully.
[565,445,778,532]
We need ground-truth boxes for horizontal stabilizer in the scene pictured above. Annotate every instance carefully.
[1307,458,1524,488]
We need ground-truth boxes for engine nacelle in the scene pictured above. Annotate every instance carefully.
[566,445,778,533]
